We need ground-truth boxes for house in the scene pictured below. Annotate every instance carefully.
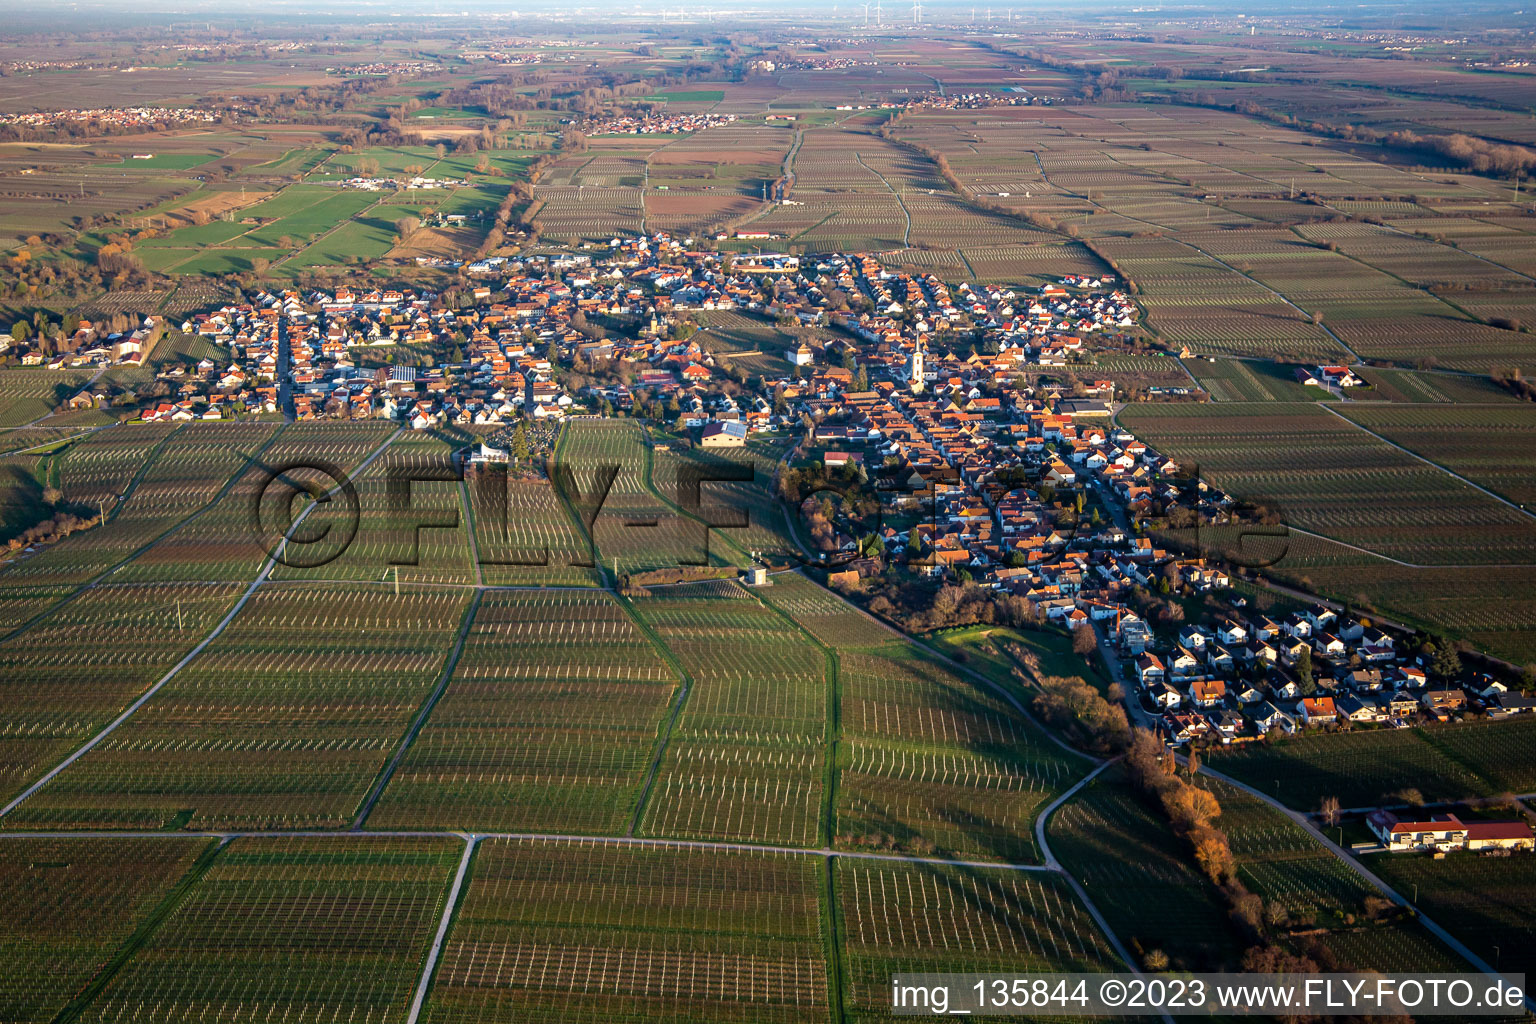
[1421,688,1466,720]
[699,421,748,447]
[1234,683,1265,706]
[1494,693,1536,716]
[1217,619,1248,646]
[1298,696,1337,725]
[1148,680,1182,709]
[1383,691,1419,718]
[1163,712,1210,744]
[1335,693,1384,724]
[1250,701,1295,734]
[1136,653,1166,687]
[1209,709,1245,743]
[1188,679,1227,709]
[1168,646,1201,679]
[1367,810,1533,853]
[1349,669,1386,693]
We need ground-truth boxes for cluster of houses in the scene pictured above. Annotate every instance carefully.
[765,253,1138,372]
[330,61,443,77]
[911,91,1041,109]
[7,316,161,378]
[1126,598,1536,745]
[334,174,467,192]
[582,112,738,134]
[0,106,219,129]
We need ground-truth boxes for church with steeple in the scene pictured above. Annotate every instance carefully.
[907,337,925,393]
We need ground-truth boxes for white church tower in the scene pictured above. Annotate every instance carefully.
[908,337,926,393]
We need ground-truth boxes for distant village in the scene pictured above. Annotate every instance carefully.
[0,106,222,130]
[582,112,739,135]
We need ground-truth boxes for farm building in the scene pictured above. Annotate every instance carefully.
[1367,811,1534,853]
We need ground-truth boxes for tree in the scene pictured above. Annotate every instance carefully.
[394,216,421,241]
[510,422,530,462]
[1431,641,1462,681]
[1320,795,1340,827]
[1072,624,1097,656]
[1294,647,1313,690]
[10,321,30,344]
[1191,826,1234,886]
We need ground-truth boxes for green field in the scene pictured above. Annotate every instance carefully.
[1207,717,1536,811]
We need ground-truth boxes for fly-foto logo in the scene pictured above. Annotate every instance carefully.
[249,452,789,571]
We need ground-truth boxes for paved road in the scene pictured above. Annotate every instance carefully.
[1033,757,1173,1021]
[407,835,477,1024]
[0,826,1062,871]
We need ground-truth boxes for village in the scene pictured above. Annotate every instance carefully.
[35,234,1528,770]
[0,106,222,130]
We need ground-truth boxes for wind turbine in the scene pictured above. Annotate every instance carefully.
[874,0,883,26]
[860,0,870,24]
[912,0,921,25]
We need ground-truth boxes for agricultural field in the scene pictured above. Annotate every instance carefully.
[651,438,797,565]
[0,581,246,809]
[1206,716,1536,811]
[838,860,1119,1022]
[77,836,461,1024]
[3,583,472,830]
[1117,402,1536,567]
[0,835,213,1023]
[1048,766,1243,970]
[8,19,1536,1020]
[1264,530,1536,664]
[0,422,278,588]
[0,367,94,427]
[1336,404,1536,508]
[836,641,1082,864]
[1079,352,1196,395]
[1352,367,1518,404]
[365,589,678,833]
[470,468,599,586]
[1206,779,1467,972]
[1186,356,1331,402]
[270,429,474,585]
[1370,849,1536,981]
[756,571,895,648]
[558,419,732,575]
[423,840,831,1024]
[120,419,396,583]
[633,584,829,847]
